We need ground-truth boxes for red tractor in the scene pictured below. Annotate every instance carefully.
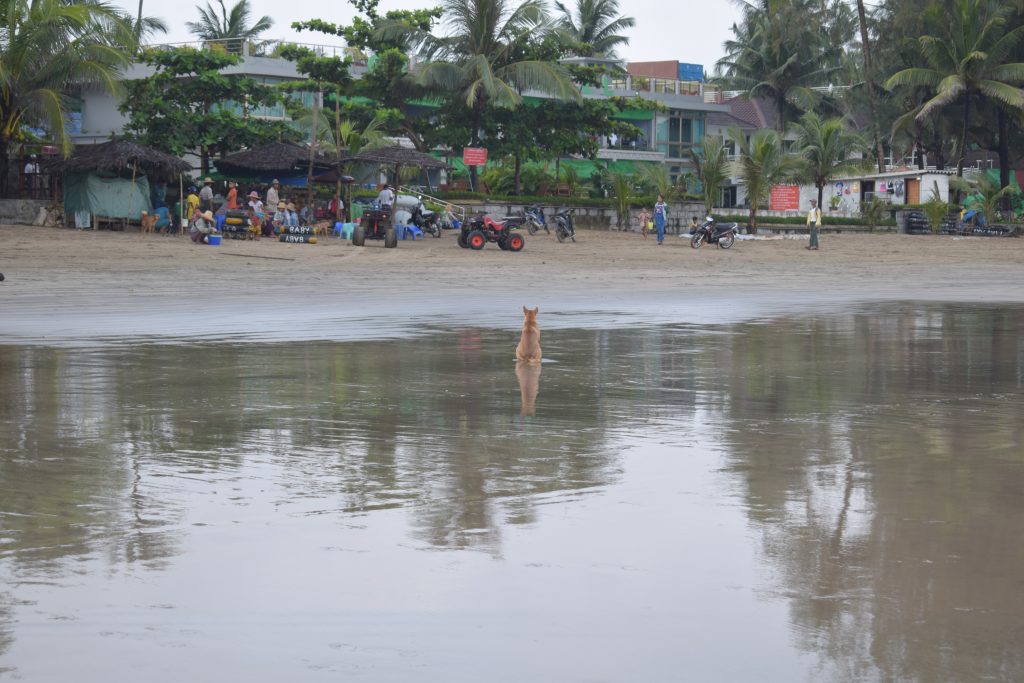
[457,213,526,251]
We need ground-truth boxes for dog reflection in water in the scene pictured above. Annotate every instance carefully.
[515,306,542,416]
[516,362,541,416]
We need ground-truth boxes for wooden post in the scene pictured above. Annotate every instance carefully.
[127,162,137,231]
[179,174,184,236]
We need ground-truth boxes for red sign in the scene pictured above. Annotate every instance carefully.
[769,184,800,211]
[463,147,488,166]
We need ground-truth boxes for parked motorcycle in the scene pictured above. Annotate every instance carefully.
[523,205,549,235]
[690,217,738,249]
[553,208,576,243]
[409,201,442,238]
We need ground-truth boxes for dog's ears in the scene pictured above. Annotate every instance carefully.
[522,305,528,314]
[532,307,539,314]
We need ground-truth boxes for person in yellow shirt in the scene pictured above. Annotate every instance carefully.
[185,186,200,224]
[806,199,822,250]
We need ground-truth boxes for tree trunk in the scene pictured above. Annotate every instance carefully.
[998,107,1011,214]
[956,95,970,178]
[817,183,824,211]
[856,0,886,173]
[469,103,483,192]
[776,96,786,134]
[334,89,343,222]
[135,0,144,50]
[200,146,210,178]
[748,204,759,233]
[306,90,322,216]
[514,153,522,196]
[0,137,11,198]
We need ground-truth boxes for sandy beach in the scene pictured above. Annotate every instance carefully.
[2,223,1023,343]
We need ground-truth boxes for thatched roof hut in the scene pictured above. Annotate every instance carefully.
[215,141,335,175]
[57,139,191,179]
[340,146,446,169]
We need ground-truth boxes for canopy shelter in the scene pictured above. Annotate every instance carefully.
[55,139,191,228]
[340,146,447,191]
[214,142,336,180]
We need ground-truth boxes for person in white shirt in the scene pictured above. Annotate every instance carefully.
[266,179,280,208]
[199,177,215,211]
[376,183,395,209]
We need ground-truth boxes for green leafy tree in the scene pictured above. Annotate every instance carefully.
[728,126,804,231]
[610,172,633,229]
[716,0,854,132]
[0,0,136,194]
[121,48,297,176]
[412,0,581,189]
[186,0,273,54]
[790,112,868,209]
[690,135,730,216]
[554,0,635,58]
[884,0,1024,179]
[291,1,443,150]
[950,171,1019,224]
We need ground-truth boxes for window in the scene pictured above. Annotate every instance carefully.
[656,111,705,159]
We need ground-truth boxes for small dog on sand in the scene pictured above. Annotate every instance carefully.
[515,306,542,364]
[140,211,158,235]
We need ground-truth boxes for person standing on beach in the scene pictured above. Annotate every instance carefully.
[225,181,239,210]
[199,177,214,212]
[654,195,668,245]
[185,186,200,223]
[806,199,821,250]
[266,180,280,209]
[637,206,652,239]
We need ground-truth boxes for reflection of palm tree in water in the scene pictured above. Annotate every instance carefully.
[516,362,541,417]
[715,306,1024,680]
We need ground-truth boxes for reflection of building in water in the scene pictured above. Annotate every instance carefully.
[711,305,1024,681]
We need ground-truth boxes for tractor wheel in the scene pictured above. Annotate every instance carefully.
[457,231,468,248]
[507,232,525,252]
[498,235,510,250]
[352,224,365,246]
[384,227,398,248]
[468,229,486,250]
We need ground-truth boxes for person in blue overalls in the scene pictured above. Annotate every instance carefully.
[654,194,668,245]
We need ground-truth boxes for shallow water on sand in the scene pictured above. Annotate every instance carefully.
[1,303,1023,682]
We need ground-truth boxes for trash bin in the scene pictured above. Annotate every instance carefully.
[394,224,407,240]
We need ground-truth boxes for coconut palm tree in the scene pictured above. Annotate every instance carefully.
[790,112,869,209]
[690,135,730,216]
[716,0,852,132]
[884,0,1024,178]
[950,171,1019,225]
[186,0,273,54]
[554,0,635,58]
[412,0,580,189]
[728,126,804,231]
[0,0,131,195]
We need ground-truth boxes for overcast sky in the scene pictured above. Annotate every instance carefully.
[110,0,743,70]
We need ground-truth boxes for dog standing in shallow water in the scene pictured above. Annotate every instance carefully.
[515,306,542,363]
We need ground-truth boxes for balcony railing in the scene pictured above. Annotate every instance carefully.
[141,38,352,60]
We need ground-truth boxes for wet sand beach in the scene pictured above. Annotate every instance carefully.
[2,223,1023,342]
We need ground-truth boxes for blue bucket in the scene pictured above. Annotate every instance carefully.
[207,234,222,246]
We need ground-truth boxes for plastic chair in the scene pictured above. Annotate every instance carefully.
[406,225,423,240]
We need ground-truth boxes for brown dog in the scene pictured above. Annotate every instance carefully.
[140,211,158,235]
[515,306,542,363]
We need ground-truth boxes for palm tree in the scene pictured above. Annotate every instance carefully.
[690,135,730,216]
[950,171,1019,224]
[413,0,580,189]
[554,0,635,58]
[716,0,851,132]
[610,172,633,229]
[790,112,868,209]
[884,0,1024,179]
[0,0,131,195]
[854,0,885,172]
[728,126,803,231]
[186,0,273,54]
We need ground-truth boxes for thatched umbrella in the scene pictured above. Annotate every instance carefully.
[57,139,191,178]
[340,146,447,196]
[215,141,335,176]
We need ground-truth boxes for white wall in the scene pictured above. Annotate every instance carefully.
[77,84,129,140]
